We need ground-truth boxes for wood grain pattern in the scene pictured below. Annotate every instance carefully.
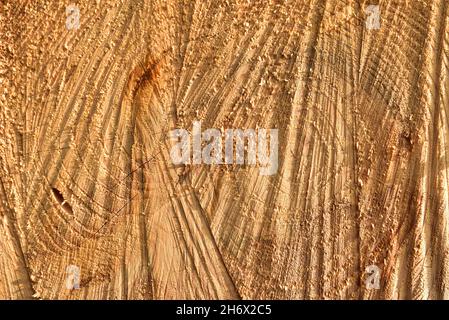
[0,0,448,299]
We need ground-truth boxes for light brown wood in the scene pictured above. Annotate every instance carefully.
[1,0,448,299]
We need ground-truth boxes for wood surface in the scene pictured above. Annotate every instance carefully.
[0,0,448,299]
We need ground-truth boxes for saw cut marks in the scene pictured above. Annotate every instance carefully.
[0,0,448,300]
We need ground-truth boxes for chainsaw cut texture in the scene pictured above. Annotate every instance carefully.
[0,0,449,299]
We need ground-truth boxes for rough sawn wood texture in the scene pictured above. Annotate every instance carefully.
[0,0,448,299]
